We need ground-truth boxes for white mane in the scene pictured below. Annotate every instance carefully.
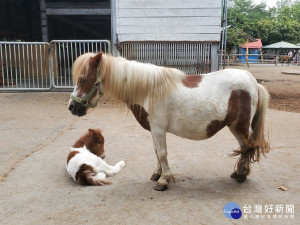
[99,54,185,110]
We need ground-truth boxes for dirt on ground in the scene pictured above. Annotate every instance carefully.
[230,65,300,113]
[0,65,299,225]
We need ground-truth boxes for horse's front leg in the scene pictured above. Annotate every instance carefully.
[151,129,174,191]
[150,148,162,181]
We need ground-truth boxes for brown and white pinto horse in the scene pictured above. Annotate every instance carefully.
[68,52,270,191]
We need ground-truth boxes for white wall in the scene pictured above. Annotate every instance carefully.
[115,0,222,42]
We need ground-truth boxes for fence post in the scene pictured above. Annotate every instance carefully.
[227,54,229,66]
[246,39,249,68]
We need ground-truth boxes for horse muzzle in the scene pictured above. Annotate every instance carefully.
[68,100,87,117]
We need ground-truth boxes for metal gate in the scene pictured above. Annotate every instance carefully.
[50,40,110,89]
[0,42,51,91]
[0,40,111,91]
[121,42,212,74]
[1,40,212,91]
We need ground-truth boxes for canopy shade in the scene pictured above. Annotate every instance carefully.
[263,41,300,49]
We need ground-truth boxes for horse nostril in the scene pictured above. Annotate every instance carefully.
[68,104,74,111]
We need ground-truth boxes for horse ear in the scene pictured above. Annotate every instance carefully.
[88,129,94,133]
[89,53,102,66]
[94,128,102,134]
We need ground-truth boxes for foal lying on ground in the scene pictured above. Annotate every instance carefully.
[67,129,125,185]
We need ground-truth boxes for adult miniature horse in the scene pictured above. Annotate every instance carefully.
[68,52,270,191]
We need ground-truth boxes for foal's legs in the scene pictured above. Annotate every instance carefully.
[102,161,126,176]
[229,126,251,183]
[151,129,174,191]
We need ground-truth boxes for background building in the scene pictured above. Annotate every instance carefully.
[0,0,224,91]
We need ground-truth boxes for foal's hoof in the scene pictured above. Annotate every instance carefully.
[153,182,168,191]
[230,172,247,183]
[151,173,161,181]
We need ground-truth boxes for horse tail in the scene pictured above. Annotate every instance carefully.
[248,84,270,162]
[231,84,270,163]
[76,164,112,186]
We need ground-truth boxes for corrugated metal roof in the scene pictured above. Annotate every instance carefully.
[240,39,262,49]
[263,41,300,49]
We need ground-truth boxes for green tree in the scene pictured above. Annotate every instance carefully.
[226,0,300,50]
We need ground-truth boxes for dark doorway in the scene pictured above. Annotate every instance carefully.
[48,15,111,40]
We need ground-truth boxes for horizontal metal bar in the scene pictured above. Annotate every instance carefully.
[46,8,111,15]
[0,87,52,91]
[0,42,49,45]
[50,40,110,44]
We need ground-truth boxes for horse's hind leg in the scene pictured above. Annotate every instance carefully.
[104,161,126,176]
[229,126,251,183]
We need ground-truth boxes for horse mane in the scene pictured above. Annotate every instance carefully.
[72,52,96,83]
[98,53,185,111]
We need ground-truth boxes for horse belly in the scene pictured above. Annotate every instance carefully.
[167,106,219,140]
[168,125,209,140]
[165,87,228,140]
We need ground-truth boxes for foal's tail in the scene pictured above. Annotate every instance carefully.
[232,84,270,163]
[76,164,112,186]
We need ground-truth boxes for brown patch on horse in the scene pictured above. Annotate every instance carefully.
[206,90,251,137]
[182,75,203,88]
[129,104,151,131]
[75,163,111,186]
[67,151,80,164]
[73,129,105,158]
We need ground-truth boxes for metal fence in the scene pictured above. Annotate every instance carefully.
[0,40,111,91]
[0,42,51,90]
[120,42,212,74]
[50,40,111,89]
[1,40,215,91]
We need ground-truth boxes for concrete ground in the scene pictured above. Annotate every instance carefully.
[0,92,299,225]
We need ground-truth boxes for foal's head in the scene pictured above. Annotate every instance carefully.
[73,129,105,159]
[68,52,103,117]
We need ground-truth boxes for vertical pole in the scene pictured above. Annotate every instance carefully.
[211,43,219,72]
[246,39,249,68]
[222,0,228,69]
[39,0,48,42]
[111,0,117,55]
[227,54,229,66]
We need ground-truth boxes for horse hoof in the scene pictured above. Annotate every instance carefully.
[231,172,247,183]
[151,173,161,181]
[153,183,168,191]
[236,176,247,183]
[230,172,238,179]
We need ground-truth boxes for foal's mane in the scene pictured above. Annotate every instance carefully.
[72,52,185,111]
